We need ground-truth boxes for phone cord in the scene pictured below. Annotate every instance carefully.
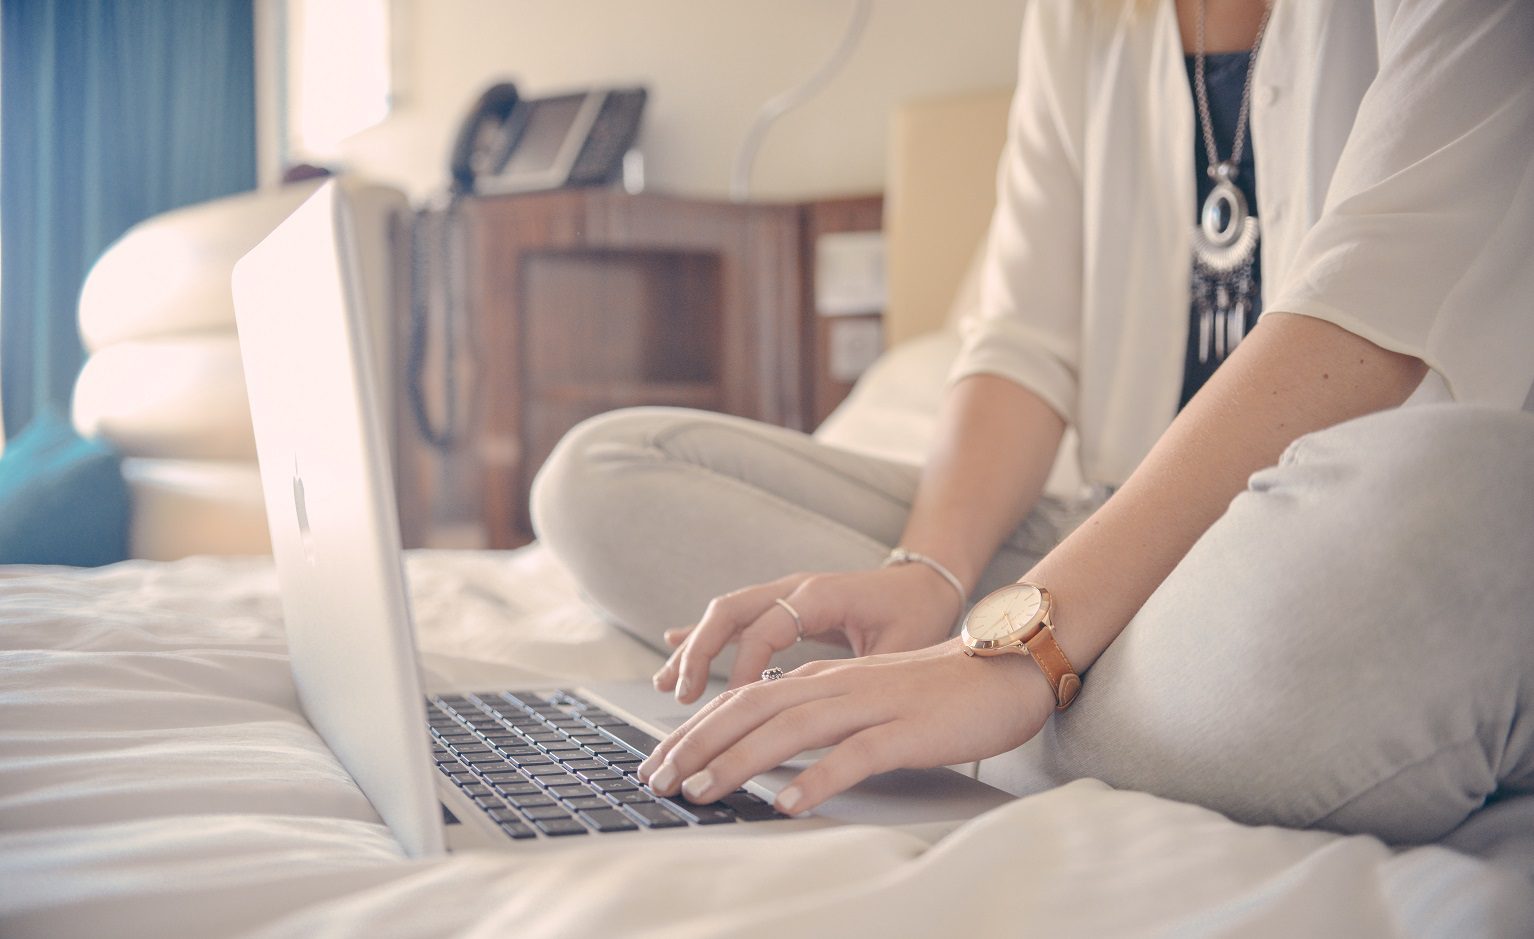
[407,198,459,452]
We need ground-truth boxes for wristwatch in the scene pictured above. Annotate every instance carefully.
[960,582,1081,710]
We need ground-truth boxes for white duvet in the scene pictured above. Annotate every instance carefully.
[2,549,1531,938]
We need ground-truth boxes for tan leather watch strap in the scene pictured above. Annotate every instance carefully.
[1023,625,1082,711]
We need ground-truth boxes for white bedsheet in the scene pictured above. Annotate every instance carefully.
[2,549,1531,938]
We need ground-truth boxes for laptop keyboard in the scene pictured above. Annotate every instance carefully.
[428,689,786,840]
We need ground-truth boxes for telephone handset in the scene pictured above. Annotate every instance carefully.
[448,82,524,195]
[447,81,647,196]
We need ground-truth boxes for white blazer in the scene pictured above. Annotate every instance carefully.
[951,0,1534,487]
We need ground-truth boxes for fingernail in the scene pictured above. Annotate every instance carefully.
[681,769,714,801]
[637,758,655,780]
[776,786,802,813]
[651,671,664,689]
[675,676,691,700]
[649,762,678,793]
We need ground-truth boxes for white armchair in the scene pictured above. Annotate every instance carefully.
[72,178,407,560]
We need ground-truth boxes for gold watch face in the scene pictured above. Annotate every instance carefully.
[962,583,1048,650]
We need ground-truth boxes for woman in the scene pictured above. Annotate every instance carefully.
[532,0,1534,844]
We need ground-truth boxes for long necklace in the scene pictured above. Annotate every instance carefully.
[1190,0,1274,364]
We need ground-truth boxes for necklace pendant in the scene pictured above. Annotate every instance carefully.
[1228,298,1247,352]
[1214,286,1229,357]
[1192,176,1259,274]
[1190,172,1260,366]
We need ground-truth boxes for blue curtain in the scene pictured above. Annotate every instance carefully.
[1,0,257,437]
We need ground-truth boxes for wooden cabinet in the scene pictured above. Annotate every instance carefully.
[396,189,881,549]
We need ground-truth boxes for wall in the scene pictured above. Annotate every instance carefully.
[328,0,1025,202]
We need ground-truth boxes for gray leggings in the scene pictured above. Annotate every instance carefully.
[531,403,1534,845]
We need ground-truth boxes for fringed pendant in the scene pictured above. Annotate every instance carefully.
[1191,162,1259,364]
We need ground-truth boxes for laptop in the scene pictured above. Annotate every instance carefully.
[231,180,1012,857]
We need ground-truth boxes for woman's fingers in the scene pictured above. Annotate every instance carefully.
[723,607,802,689]
[656,565,966,700]
[656,579,785,696]
[666,698,875,806]
[723,630,783,691]
[651,573,804,699]
[651,624,701,694]
[652,640,688,692]
[662,627,691,648]
[638,660,836,781]
[647,684,908,815]
[721,575,854,689]
[769,724,909,814]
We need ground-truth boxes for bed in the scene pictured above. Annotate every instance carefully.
[4,542,1533,938]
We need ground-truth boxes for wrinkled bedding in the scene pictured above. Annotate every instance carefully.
[2,548,1531,938]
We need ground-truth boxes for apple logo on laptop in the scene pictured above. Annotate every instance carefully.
[293,459,317,564]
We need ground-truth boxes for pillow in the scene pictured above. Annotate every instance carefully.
[0,411,129,566]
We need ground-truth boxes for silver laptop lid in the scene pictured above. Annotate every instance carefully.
[232,181,443,857]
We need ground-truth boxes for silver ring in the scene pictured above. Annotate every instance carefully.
[774,598,805,643]
[761,667,785,682]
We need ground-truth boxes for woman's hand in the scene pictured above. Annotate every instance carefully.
[653,564,965,703]
[639,639,1055,816]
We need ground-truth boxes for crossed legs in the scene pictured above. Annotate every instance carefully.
[534,403,1534,843]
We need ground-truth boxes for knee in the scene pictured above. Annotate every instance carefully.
[1278,403,1534,519]
[1072,404,1534,839]
[530,407,671,558]
[531,406,752,567]
[1227,405,1534,654]
[1282,405,1532,599]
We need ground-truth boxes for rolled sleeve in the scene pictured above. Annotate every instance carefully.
[948,0,1087,426]
[1267,0,1534,407]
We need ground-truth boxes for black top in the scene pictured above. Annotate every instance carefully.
[1179,51,1263,409]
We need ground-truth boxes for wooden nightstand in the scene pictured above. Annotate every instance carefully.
[395,189,882,548]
